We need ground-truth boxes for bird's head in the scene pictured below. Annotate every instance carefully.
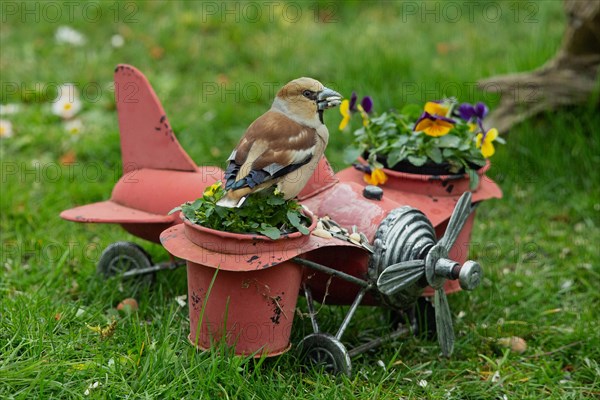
[273,77,342,126]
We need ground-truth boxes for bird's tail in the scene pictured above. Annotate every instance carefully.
[216,194,247,208]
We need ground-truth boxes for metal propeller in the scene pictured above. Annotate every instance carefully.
[377,192,481,357]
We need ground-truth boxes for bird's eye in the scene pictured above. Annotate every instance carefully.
[302,90,313,98]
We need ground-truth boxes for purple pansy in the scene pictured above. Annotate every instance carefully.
[458,101,492,141]
[348,91,373,114]
[458,102,488,121]
[348,92,358,111]
[361,96,373,114]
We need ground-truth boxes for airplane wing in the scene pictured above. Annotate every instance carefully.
[60,200,175,224]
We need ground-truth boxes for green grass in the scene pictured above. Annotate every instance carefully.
[2,1,599,398]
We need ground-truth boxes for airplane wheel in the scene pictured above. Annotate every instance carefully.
[97,241,155,284]
[298,333,352,376]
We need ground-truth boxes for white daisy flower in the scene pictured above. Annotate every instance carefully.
[174,295,187,307]
[0,104,20,115]
[65,118,83,136]
[55,26,86,46]
[0,119,13,138]
[52,84,82,120]
[111,34,125,48]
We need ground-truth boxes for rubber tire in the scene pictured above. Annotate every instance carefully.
[298,333,352,376]
[97,241,154,284]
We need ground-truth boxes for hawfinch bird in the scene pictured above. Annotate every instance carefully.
[217,77,342,208]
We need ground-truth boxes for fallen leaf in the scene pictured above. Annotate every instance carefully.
[87,319,117,339]
[436,42,456,55]
[59,150,77,165]
[541,308,562,315]
[117,298,139,313]
[210,147,221,157]
[498,336,527,353]
[150,46,164,59]
[217,73,229,84]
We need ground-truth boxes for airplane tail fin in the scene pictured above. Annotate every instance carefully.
[114,64,197,172]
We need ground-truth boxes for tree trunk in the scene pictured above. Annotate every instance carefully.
[478,0,600,133]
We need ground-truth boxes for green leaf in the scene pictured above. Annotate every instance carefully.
[266,195,285,206]
[287,211,309,235]
[387,148,407,168]
[467,168,479,190]
[426,147,443,164]
[191,198,203,208]
[438,134,461,148]
[408,155,427,167]
[168,206,182,215]
[343,146,362,164]
[443,148,456,158]
[390,135,409,148]
[259,224,281,240]
[182,206,196,221]
[214,205,228,218]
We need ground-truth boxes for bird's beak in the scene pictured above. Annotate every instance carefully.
[317,87,343,110]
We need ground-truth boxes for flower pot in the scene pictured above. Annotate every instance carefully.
[160,212,357,356]
[381,161,492,197]
[384,160,482,176]
[186,256,303,356]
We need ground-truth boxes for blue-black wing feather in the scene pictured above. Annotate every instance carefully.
[225,155,312,191]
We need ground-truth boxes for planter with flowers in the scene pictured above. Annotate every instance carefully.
[160,182,351,356]
[337,94,503,298]
[341,94,504,190]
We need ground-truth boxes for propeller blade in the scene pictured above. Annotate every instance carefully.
[377,260,425,296]
[434,287,455,357]
[439,192,473,252]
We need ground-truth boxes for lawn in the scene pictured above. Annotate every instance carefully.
[1,1,599,398]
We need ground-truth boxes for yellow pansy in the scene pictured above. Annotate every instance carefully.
[357,104,369,127]
[476,128,499,158]
[203,182,222,197]
[424,101,449,117]
[364,168,388,186]
[414,113,454,137]
[338,99,351,130]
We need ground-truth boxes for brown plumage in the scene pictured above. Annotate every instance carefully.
[217,77,342,208]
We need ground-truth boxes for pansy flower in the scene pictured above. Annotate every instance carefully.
[458,102,488,122]
[203,182,222,198]
[339,92,373,130]
[476,128,498,158]
[458,101,489,134]
[364,168,388,186]
[414,111,455,137]
[424,101,450,117]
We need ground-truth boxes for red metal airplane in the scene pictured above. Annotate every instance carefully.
[61,65,502,375]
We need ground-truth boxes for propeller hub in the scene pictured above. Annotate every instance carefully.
[458,260,482,290]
